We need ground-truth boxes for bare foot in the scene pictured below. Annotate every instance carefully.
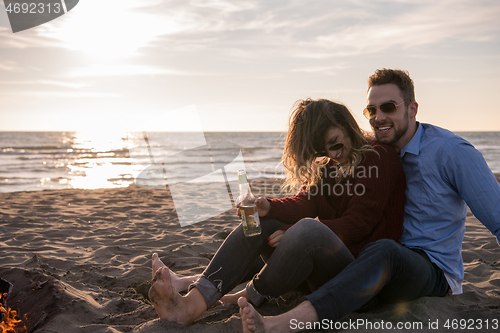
[152,253,200,292]
[152,253,166,279]
[239,297,319,333]
[221,288,249,304]
[238,297,266,333]
[148,266,207,325]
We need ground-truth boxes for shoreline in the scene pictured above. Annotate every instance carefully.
[1,173,499,195]
[0,175,288,195]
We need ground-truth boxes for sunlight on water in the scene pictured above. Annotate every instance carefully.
[71,130,136,152]
[67,159,134,190]
[64,131,138,190]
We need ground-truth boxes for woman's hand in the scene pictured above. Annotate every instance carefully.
[254,197,271,217]
[268,229,286,247]
[236,197,271,218]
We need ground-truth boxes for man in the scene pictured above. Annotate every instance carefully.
[238,68,500,332]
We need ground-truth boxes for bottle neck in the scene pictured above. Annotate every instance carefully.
[239,182,251,195]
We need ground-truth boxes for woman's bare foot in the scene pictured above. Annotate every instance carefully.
[148,266,207,325]
[152,253,200,292]
[221,288,249,304]
[151,253,166,279]
[238,297,266,333]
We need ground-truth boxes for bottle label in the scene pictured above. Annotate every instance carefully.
[254,212,260,227]
[240,208,248,228]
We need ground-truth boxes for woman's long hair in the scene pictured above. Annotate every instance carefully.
[281,98,376,193]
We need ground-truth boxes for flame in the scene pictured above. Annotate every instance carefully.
[0,292,22,333]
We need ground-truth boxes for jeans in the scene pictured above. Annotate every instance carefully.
[190,218,355,308]
[306,239,450,321]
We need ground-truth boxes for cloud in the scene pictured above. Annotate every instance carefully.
[3,90,119,98]
[4,0,498,62]
[126,0,500,65]
[418,77,459,83]
[37,0,191,59]
[297,0,500,57]
[0,60,22,71]
[0,26,61,48]
[67,64,185,77]
[0,0,191,58]
[38,80,89,88]
[189,0,257,13]
[291,63,351,74]
[0,79,89,88]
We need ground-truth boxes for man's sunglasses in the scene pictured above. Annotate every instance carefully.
[316,143,344,157]
[363,100,406,119]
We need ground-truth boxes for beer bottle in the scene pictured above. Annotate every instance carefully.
[237,170,262,237]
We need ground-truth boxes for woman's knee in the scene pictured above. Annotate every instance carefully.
[285,218,338,244]
[288,218,322,234]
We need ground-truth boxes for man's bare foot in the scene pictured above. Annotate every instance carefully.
[238,297,266,333]
[152,253,200,292]
[239,297,318,333]
[148,266,207,325]
[221,288,249,304]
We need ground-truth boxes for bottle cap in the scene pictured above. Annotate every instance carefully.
[238,170,247,183]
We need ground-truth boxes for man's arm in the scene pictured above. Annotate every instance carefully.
[442,139,500,244]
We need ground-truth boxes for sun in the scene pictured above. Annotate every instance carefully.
[38,0,184,60]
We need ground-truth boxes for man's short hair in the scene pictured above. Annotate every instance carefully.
[368,68,415,105]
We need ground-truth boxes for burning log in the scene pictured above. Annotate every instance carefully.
[1,278,12,322]
[1,278,23,333]
[0,301,22,333]
[0,269,57,333]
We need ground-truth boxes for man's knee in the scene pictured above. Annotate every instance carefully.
[360,239,405,258]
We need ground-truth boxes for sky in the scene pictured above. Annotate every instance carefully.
[0,0,499,132]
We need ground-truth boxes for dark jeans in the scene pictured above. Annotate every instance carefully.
[306,239,450,321]
[191,218,355,308]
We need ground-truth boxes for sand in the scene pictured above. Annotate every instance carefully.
[0,177,499,333]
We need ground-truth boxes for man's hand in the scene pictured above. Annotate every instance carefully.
[268,229,286,247]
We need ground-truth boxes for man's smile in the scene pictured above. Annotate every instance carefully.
[375,124,393,134]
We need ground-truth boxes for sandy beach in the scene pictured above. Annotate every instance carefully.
[1,177,499,333]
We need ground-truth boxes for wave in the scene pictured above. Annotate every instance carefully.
[0,145,70,151]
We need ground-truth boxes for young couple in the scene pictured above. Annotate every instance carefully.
[148,69,500,332]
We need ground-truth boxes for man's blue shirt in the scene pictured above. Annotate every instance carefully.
[399,123,500,294]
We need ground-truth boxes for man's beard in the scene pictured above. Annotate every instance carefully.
[373,110,409,146]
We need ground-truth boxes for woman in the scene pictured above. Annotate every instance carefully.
[148,99,405,325]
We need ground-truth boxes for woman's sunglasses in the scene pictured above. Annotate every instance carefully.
[316,143,344,157]
[363,100,406,119]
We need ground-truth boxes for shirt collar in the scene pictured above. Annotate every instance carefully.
[399,122,423,158]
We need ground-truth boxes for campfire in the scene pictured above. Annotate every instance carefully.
[0,272,55,333]
[0,296,22,333]
[0,279,24,333]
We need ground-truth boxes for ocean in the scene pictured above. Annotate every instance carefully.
[1,131,500,193]
[0,131,286,193]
